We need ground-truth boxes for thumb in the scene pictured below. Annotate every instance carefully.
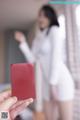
[0,97,17,110]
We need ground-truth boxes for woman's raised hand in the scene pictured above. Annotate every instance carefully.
[14,31,26,43]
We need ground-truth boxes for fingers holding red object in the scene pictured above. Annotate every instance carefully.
[10,98,33,119]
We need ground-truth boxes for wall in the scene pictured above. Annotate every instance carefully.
[0,32,5,83]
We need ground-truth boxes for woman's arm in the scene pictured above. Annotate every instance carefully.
[19,41,36,63]
[15,31,36,63]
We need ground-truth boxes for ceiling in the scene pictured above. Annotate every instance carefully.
[0,0,64,31]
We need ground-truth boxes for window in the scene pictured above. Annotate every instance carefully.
[75,5,80,61]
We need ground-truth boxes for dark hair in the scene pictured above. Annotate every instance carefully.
[40,5,59,28]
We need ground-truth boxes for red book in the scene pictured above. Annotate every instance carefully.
[11,63,36,100]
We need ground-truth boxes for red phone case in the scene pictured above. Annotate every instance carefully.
[11,63,36,100]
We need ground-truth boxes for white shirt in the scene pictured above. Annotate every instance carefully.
[19,26,66,86]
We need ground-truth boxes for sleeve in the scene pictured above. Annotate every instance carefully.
[19,41,36,63]
[49,27,63,85]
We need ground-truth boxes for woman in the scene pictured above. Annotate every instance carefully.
[15,5,74,120]
[0,90,33,120]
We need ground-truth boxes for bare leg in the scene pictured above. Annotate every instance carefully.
[43,101,58,120]
[52,101,58,120]
[58,101,73,120]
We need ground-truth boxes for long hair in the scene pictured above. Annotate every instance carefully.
[40,5,59,28]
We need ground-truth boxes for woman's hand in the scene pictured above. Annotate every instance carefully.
[14,31,26,43]
[0,90,33,120]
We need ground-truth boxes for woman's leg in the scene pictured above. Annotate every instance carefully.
[43,100,58,120]
[52,101,58,120]
[58,101,73,120]
[43,101,53,120]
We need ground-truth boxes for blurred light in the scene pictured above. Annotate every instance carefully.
[58,14,66,39]
[76,5,80,26]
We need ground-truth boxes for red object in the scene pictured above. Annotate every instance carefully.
[11,63,36,100]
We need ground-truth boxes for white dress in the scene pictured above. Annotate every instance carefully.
[19,26,74,102]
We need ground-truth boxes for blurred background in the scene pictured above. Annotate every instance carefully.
[0,0,80,120]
